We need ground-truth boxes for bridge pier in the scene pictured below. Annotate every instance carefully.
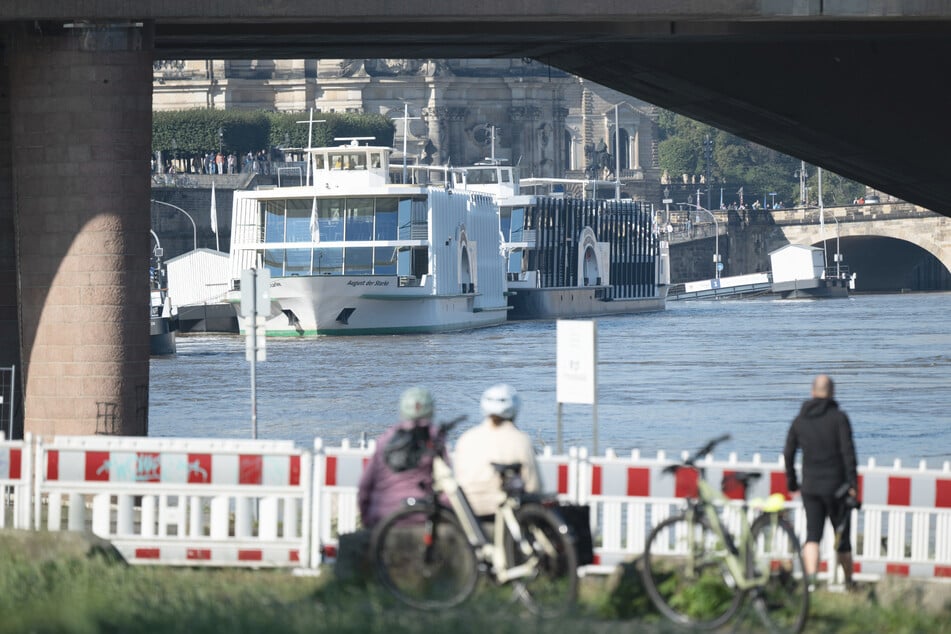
[3,22,154,437]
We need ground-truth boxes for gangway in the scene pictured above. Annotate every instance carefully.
[668,273,772,301]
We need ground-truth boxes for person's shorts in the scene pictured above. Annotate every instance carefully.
[802,492,851,552]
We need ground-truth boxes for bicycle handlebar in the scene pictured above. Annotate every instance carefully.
[662,433,732,474]
[694,434,732,461]
[430,415,468,451]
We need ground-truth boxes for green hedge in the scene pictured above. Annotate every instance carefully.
[153,109,395,158]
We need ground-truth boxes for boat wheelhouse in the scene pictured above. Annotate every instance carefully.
[227,141,509,335]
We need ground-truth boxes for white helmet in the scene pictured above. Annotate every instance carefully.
[480,383,521,420]
[399,386,434,421]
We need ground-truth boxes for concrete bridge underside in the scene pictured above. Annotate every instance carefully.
[4,4,951,436]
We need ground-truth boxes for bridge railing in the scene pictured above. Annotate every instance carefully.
[3,434,950,581]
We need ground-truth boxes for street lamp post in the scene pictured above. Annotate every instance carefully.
[614,103,621,200]
[702,134,713,210]
[151,199,198,252]
[691,197,721,279]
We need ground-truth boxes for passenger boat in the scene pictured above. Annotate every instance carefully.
[226,140,509,335]
[438,161,669,320]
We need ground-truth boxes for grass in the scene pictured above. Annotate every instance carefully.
[0,537,948,634]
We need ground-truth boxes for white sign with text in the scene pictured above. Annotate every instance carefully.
[556,320,597,404]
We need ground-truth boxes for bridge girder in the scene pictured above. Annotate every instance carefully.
[3,13,951,215]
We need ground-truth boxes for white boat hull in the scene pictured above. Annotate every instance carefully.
[248,275,508,335]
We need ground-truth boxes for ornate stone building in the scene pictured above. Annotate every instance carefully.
[153,58,662,200]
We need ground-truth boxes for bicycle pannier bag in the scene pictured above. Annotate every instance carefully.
[558,504,594,566]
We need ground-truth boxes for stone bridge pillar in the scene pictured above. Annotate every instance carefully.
[5,22,154,437]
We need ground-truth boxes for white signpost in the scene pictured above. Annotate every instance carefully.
[241,268,270,439]
[555,319,598,453]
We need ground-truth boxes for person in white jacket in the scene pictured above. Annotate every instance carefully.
[453,384,541,518]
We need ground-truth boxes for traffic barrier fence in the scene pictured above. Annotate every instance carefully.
[2,434,949,581]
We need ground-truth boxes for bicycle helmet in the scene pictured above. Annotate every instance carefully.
[480,383,521,420]
[399,386,434,421]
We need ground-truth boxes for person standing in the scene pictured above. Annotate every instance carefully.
[784,374,859,590]
[357,387,441,529]
[453,384,541,518]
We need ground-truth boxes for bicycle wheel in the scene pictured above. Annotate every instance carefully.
[748,513,809,634]
[371,502,479,609]
[505,503,578,617]
[641,512,744,630]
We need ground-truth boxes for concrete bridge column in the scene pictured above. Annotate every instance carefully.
[6,21,154,437]
[0,46,20,438]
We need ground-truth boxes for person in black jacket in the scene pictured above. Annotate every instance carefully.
[784,374,858,590]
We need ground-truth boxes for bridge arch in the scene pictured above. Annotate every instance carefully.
[775,208,951,291]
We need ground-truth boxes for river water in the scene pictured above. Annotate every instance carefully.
[149,292,951,468]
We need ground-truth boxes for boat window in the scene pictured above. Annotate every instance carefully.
[508,251,523,275]
[499,209,512,241]
[344,247,373,274]
[349,153,367,170]
[509,207,525,241]
[286,248,311,276]
[313,155,325,170]
[374,198,398,240]
[374,247,397,275]
[263,201,286,243]
[412,247,429,277]
[314,248,343,275]
[397,199,413,240]
[264,249,284,277]
[285,199,312,242]
[467,168,498,185]
[370,152,383,168]
[330,154,345,170]
[501,170,511,184]
[345,199,374,241]
[397,248,412,277]
[316,199,344,241]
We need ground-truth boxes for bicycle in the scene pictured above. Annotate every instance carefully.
[370,417,578,616]
[641,434,809,633]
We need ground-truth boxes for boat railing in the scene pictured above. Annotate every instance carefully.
[822,265,852,280]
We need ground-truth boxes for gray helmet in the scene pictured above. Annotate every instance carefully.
[399,386,434,421]
[480,383,521,420]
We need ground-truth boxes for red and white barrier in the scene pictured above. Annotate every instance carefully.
[35,435,311,568]
[537,446,578,501]
[0,434,31,529]
[836,457,951,580]
[9,433,951,580]
[310,438,371,567]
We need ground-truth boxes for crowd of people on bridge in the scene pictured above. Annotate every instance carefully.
[153,149,274,176]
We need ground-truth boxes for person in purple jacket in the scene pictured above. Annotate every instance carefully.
[358,387,441,528]
[784,374,859,591]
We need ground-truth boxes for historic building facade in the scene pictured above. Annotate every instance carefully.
[152,58,662,200]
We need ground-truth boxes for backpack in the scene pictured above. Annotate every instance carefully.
[383,425,430,472]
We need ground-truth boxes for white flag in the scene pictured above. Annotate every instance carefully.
[309,196,320,243]
[210,181,218,235]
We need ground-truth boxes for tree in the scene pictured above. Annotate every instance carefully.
[153,109,395,159]
[656,112,865,208]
